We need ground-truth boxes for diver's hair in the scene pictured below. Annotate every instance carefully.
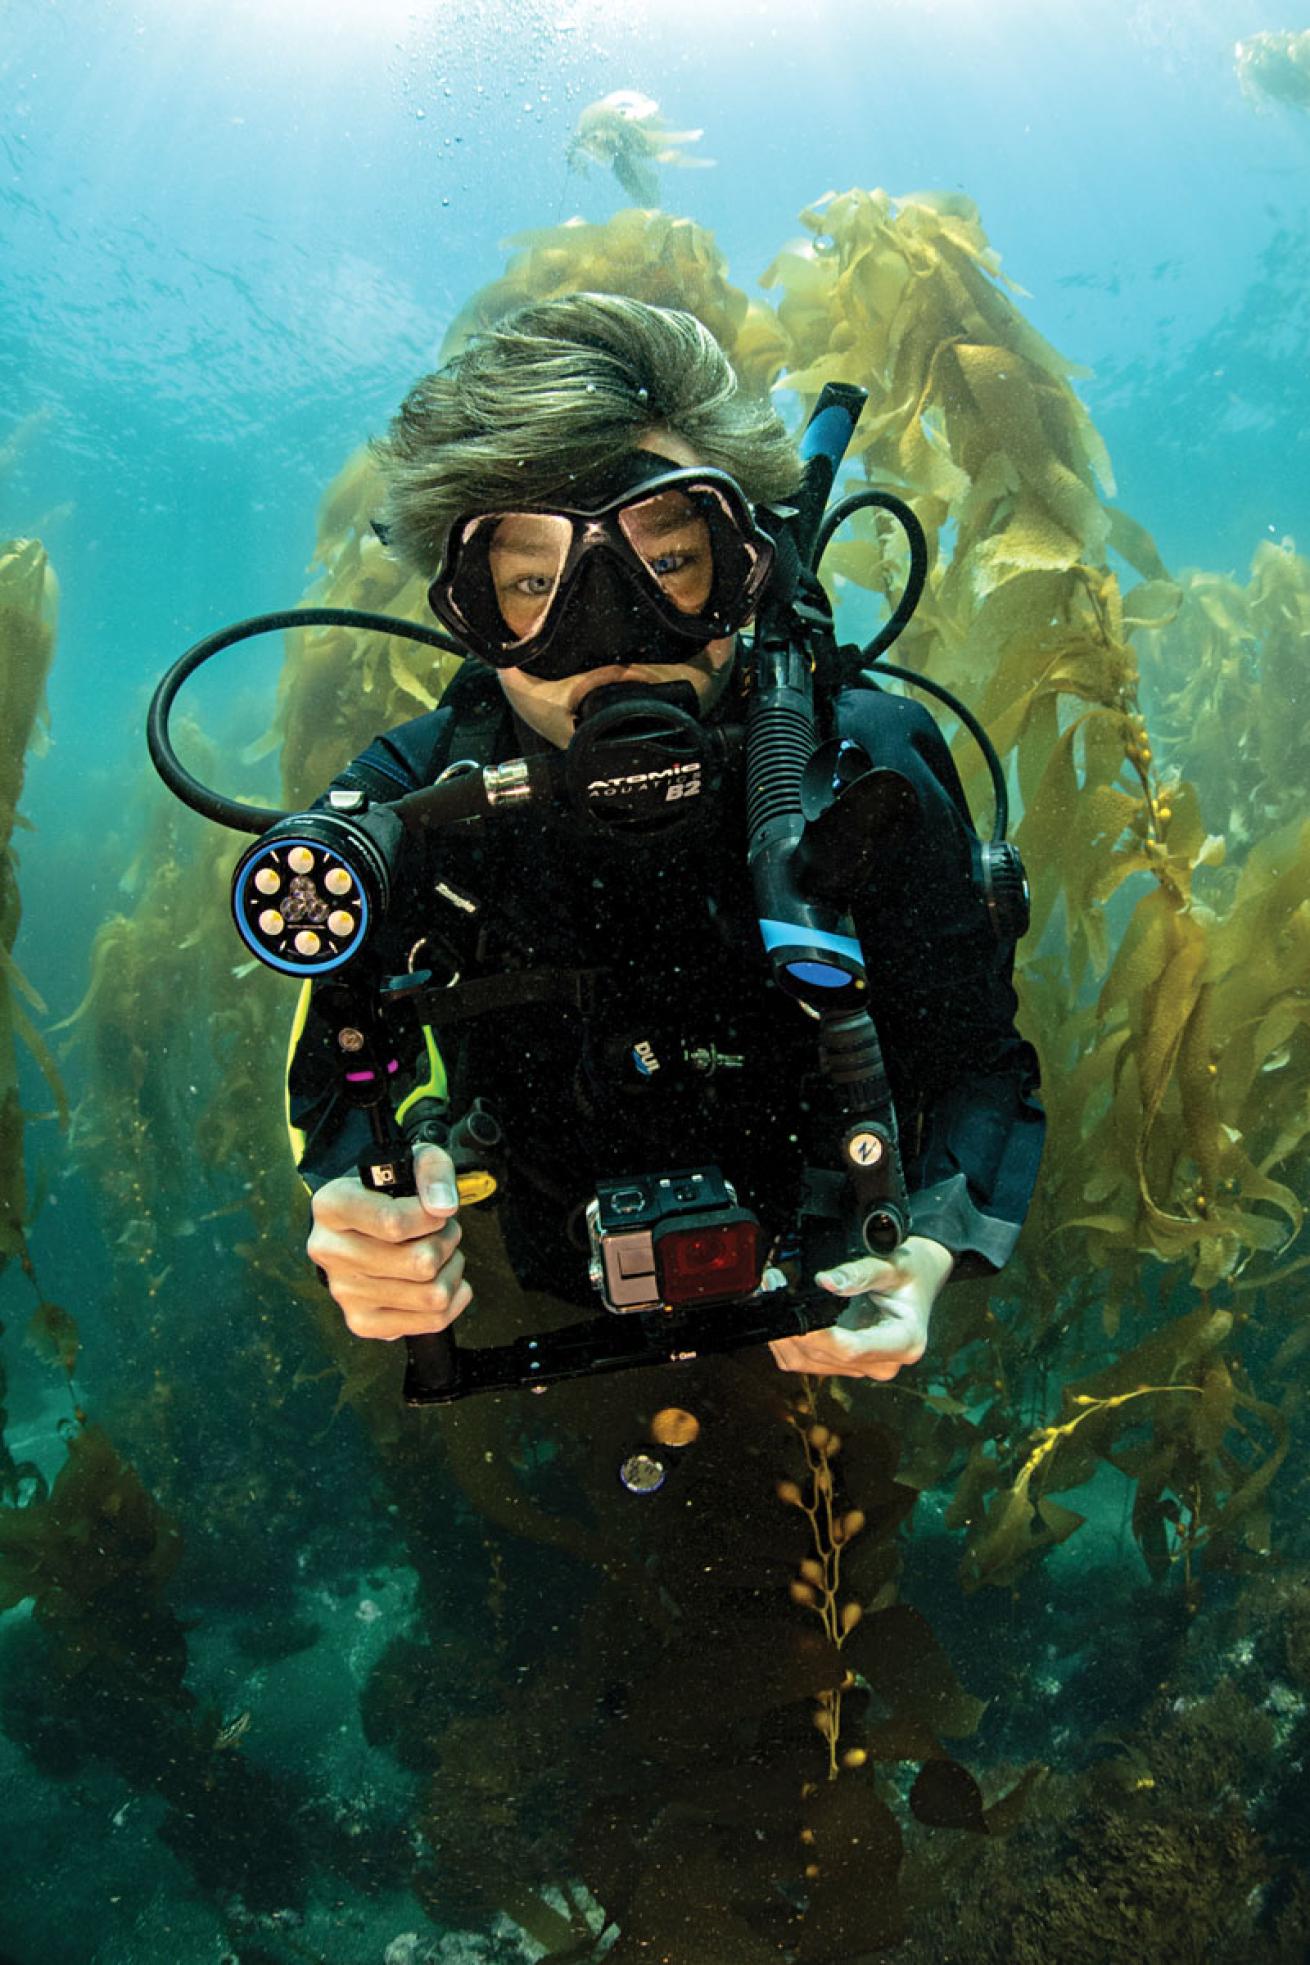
[373,293,803,575]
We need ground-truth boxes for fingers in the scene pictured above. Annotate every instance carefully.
[307,1216,462,1285]
[769,1334,908,1381]
[312,1172,443,1242]
[770,1298,926,1379]
[342,1273,475,1344]
[332,1247,471,1341]
[308,1170,470,1341]
[815,1255,904,1298]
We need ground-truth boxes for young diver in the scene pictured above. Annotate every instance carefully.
[289,293,1045,1382]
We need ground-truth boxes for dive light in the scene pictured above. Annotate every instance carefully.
[231,800,400,978]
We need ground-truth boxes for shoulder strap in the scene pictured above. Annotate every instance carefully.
[431,659,513,775]
[327,662,512,805]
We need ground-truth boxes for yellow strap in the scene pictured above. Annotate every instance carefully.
[287,1003,483,1200]
[395,1023,448,1121]
[285,996,445,1163]
[284,979,314,1174]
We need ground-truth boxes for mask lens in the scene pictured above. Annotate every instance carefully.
[480,511,573,642]
[617,489,715,614]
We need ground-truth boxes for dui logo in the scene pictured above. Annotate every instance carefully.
[631,1039,661,1077]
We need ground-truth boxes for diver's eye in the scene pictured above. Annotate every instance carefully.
[505,573,556,597]
[644,546,713,612]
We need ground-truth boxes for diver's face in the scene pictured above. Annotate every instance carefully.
[494,431,739,751]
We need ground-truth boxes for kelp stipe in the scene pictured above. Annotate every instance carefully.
[0,532,66,1516]
[0,537,65,1268]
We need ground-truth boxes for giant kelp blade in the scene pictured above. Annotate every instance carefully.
[624,1623,845,1754]
[25,1299,79,1375]
[601,1851,792,1964]
[793,1777,905,1958]
[908,1756,988,1831]
[982,1764,1048,1834]
[843,1603,987,1737]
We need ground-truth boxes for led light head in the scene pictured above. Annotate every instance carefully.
[231,808,400,976]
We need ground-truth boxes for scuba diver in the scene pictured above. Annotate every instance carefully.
[276,293,1046,1388]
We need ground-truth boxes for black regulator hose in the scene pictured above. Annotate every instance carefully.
[866,659,1011,841]
[146,608,465,835]
[809,489,1013,843]
[814,489,928,661]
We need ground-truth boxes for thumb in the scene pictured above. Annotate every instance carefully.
[816,1255,902,1295]
[412,1143,459,1217]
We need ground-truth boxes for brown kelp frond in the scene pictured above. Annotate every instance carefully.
[0,536,64,1261]
[757,189,1308,1306]
[0,1422,186,1682]
[438,207,783,392]
[1135,537,1310,847]
[762,186,1111,630]
[274,447,460,811]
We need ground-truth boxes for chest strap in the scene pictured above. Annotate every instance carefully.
[403,965,608,1027]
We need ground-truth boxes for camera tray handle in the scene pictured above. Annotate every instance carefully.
[399,1282,841,1405]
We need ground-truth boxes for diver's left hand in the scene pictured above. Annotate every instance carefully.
[769,1235,955,1381]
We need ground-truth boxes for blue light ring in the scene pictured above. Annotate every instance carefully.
[232,836,370,975]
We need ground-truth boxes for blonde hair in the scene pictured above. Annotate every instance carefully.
[373,293,802,575]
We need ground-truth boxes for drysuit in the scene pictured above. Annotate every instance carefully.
[287,662,1045,1303]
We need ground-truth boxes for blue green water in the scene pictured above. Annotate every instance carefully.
[2,1,1309,1959]
[5,0,1307,995]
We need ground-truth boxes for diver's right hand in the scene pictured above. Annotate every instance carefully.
[307,1145,470,1341]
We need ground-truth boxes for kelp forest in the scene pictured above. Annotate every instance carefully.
[3,191,1309,1962]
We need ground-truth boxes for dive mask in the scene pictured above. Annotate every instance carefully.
[427,453,776,680]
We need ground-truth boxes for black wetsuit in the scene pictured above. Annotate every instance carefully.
[287,663,1045,1302]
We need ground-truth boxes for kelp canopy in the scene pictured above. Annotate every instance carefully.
[27,192,1310,1956]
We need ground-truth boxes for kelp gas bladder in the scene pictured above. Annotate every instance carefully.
[146,384,1027,1405]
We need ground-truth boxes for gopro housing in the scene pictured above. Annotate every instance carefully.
[586,1166,763,1314]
